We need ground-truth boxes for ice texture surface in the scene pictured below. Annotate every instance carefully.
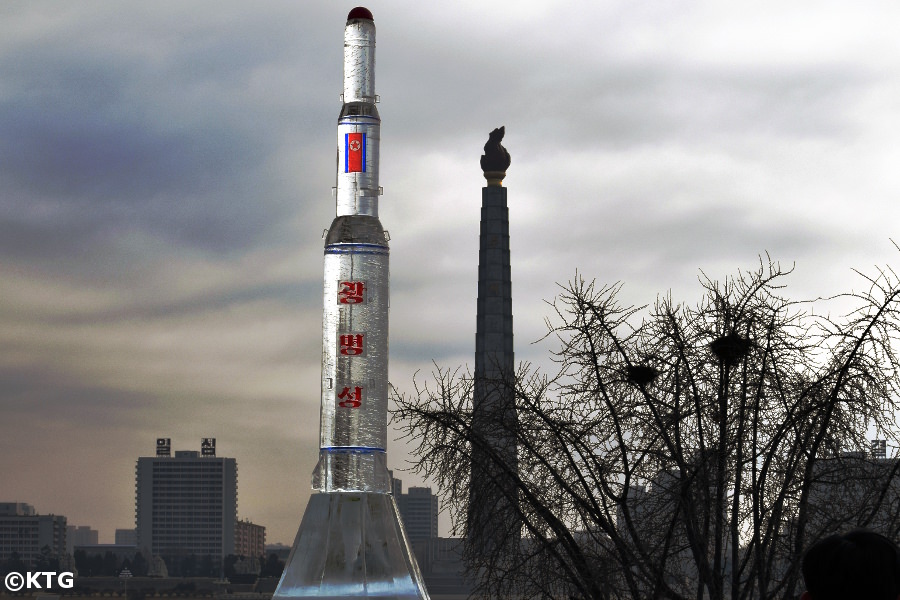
[317,243,389,493]
[273,492,429,600]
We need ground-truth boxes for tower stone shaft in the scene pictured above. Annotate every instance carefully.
[469,128,519,554]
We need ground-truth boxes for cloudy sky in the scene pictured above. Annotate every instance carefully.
[2,0,900,545]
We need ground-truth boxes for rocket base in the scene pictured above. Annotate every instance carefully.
[273,492,430,600]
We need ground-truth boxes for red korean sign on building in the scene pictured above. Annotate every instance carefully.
[345,132,366,173]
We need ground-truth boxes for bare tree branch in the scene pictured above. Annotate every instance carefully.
[392,258,900,600]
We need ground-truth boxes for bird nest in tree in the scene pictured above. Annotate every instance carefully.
[626,364,659,386]
[709,333,751,365]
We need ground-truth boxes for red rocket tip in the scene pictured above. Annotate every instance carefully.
[347,7,373,21]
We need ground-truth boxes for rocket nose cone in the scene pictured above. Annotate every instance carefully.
[347,7,373,21]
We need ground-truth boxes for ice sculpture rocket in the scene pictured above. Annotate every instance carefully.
[272,8,430,599]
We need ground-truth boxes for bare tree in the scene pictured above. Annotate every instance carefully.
[392,258,900,600]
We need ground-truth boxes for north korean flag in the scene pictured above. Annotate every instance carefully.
[345,132,366,173]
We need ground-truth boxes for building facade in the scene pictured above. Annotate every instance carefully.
[0,502,67,567]
[135,440,237,569]
[807,448,900,539]
[66,525,98,554]
[411,537,473,597]
[234,519,266,558]
[115,528,137,546]
[397,487,439,543]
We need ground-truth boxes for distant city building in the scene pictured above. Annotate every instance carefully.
[388,475,470,595]
[66,525,98,554]
[397,488,439,542]
[411,537,473,597]
[0,502,67,567]
[390,472,439,542]
[0,502,33,516]
[807,446,900,538]
[135,439,237,570]
[388,470,403,497]
[115,528,137,546]
[73,543,137,564]
[234,519,266,558]
[617,451,730,596]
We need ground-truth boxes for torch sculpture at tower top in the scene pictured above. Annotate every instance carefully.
[273,8,429,599]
